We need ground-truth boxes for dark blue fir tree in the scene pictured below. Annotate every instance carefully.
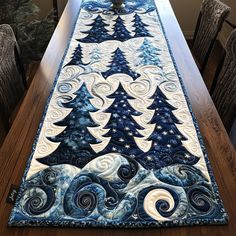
[97,83,145,157]
[132,13,152,38]
[135,86,199,170]
[37,83,101,169]
[78,15,112,43]
[112,16,132,42]
[102,48,140,79]
[137,38,162,68]
[66,43,87,66]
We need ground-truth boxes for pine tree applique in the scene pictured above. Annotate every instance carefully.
[97,83,145,157]
[66,43,87,66]
[112,16,132,42]
[137,38,162,68]
[102,48,140,79]
[37,83,101,168]
[132,13,152,38]
[78,15,112,43]
[135,86,199,170]
[89,47,102,64]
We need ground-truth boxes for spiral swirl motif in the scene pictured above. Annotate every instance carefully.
[117,157,139,182]
[130,80,151,97]
[164,82,178,92]
[75,190,97,212]
[188,186,213,213]
[21,186,55,216]
[57,82,73,93]
[143,188,175,221]
[42,169,58,185]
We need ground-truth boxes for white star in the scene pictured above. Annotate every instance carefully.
[185,154,190,158]
[122,115,127,119]
[113,113,119,118]
[154,142,158,146]
[112,129,117,133]
[130,154,135,158]
[146,156,152,160]
[125,127,130,130]
[120,100,124,103]
[157,125,162,130]
[128,132,133,136]
[125,144,130,149]
[162,131,168,135]
[112,147,117,151]
[119,138,125,142]
[169,130,174,134]
[176,135,181,139]
[123,104,127,107]
[167,144,171,148]
[157,136,162,140]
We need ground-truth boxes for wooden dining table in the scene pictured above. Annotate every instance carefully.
[0,0,235,235]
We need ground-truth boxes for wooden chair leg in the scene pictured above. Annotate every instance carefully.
[14,46,28,89]
[210,51,226,95]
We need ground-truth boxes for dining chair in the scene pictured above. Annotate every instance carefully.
[192,0,230,74]
[211,29,236,133]
[0,24,27,142]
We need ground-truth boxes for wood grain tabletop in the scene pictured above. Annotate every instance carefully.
[0,0,235,235]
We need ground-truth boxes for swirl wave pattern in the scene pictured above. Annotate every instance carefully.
[9,0,227,228]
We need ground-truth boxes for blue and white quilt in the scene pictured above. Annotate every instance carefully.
[9,0,228,228]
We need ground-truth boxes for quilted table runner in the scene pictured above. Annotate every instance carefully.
[9,0,227,228]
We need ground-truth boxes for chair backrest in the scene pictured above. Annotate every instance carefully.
[0,24,26,132]
[212,29,236,133]
[192,0,230,73]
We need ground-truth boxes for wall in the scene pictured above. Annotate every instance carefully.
[170,0,236,46]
